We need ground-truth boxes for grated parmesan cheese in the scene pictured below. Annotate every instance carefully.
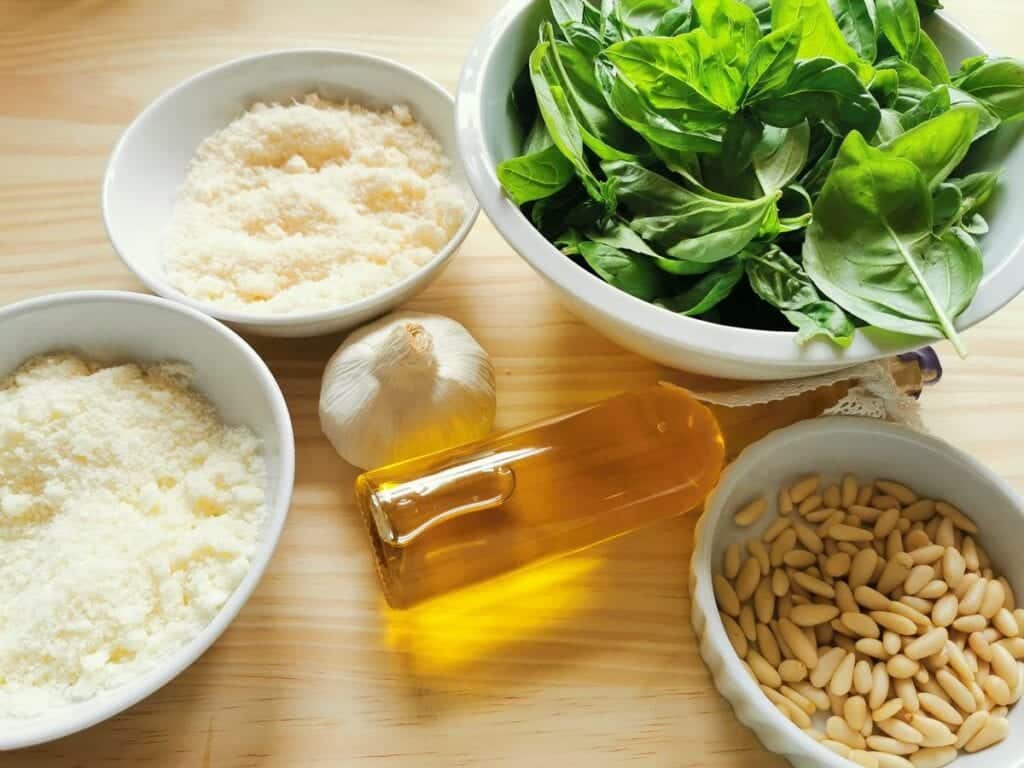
[0,354,267,717]
[163,93,467,314]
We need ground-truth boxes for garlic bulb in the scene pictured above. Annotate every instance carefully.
[319,311,496,470]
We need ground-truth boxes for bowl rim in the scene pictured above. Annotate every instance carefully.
[455,2,1024,369]
[102,48,481,329]
[691,416,1024,768]
[0,290,296,750]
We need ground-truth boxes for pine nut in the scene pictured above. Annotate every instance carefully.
[910,714,956,748]
[748,650,781,688]
[831,652,856,696]
[783,549,816,568]
[771,568,789,598]
[793,681,831,711]
[829,523,875,543]
[754,578,775,623]
[775,618,817,670]
[856,586,892,612]
[962,538,980,572]
[884,631,903,656]
[781,684,817,714]
[990,643,1017,688]
[886,530,904,560]
[845,694,868,731]
[942,548,966,590]
[869,662,891,710]
[822,739,852,758]
[857,484,874,507]
[992,608,1017,638]
[874,507,901,541]
[735,557,760,602]
[873,495,902,511]
[958,579,986,616]
[999,577,1016,611]
[771,528,798,566]
[904,565,935,596]
[714,575,741,617]
[952,615,986,634]
[903,500,936,523]
[791,571,835,599]
[873,698,903,723]
[866,735,918,755]
[792,604,840,627]
[908,747,957,768]
[936,669,976,713]
[888,600,930,630]
[806,507,836,524]
[812,647,848,688]
[934,517,955,549]
[955,710,988,749]
[828,715,867,749]
[850,749,880,768]
[823,484,841,509]
[798,495,823,516]
[858,638,888,660]
[874,754,914,768]
[980,579,1005,619]
[969,631,993,663]
[963,715,1008,752]
[739,604,756,641]
[887,655,920,680]
[930,594,958,629]
[850,506,881,524]
[779,659,807,683]
[901,595,935,615]
[794,522,824,554]
[723,543,742,580]
[854,659,873,694]
[876,481,917,505]
[778,486,794,515]
[836,581,858,614]
[789,475,819,505]
[917,580,948,600]
[872,611,918,636]
[722,613,748,657]
[843,612,881,639]
[878,554,915,596]
[848,549,879,590]
[906,629,949,661]
[877,717,924,744]
[746,539,770,576]
[935,501,977,534]
[982,675,1012,707]
[918,692,963,726]
[735,496,767,526]
[895,677,920,713]
[825,552,852,578]
[841,475,859,508]
[763,516,792,543]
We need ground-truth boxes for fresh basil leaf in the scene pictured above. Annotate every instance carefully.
[876,0,921,62]
[869,69,901,107]
[931,182,963,233]
[799,127,840,197]
[963,214,989,236]
[743,21,802,104]
[721,112,765,175]
[618,0,689,36]
[751,57,881,138]
[579,241,666,299]
[876,56,934,93]
[952,171,1000,220]
[933,171,1000,234]
[603,159,777,265]
[586,219,660,256]
[530,37,608,203]
[947,87,1001,140]
[777,183,814,232]
[562,22,605,56]
[772,0,867,75]
[692,0,761,69]
[875,109,904,143]
[550,0,587,26]
[653,1,694,34]
[595,58,724,152]
[745,246,855,344]
[531,182,604,238]
[910,30,951,86]
[829,0,877,63]
[900,85,950,131]
[657,257,745,314]
[879,107,979,189]
[604,29,741,120]
[953,57,1024,122]
[550,39,647,159]
[752,122,811,192]
[738,0,772,32]
[498,144,577,204]
[803,131,981,355]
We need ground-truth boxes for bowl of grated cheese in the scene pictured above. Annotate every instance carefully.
[102,49,479,337]
[0,291,294,749]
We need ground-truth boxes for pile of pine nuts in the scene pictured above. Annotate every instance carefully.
[714,474,1022,768]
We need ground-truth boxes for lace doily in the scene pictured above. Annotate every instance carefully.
[690,361,924,430]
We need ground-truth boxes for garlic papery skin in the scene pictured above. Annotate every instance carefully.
[319,311,496,470]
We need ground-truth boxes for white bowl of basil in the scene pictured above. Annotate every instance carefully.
[456,0,1024,379]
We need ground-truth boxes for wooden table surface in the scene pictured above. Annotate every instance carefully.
[3,1,1023,765]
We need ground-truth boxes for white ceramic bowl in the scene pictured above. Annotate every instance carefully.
[0,291,295,750]
[690,417,1024,767]
[103,49,480,338]
[456,3,1024,379]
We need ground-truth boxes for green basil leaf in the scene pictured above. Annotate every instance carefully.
[875,109,904,143]
[721,112,765,175]
[617,0,686,35]
[829,0,877,63]
[653,1,694,35]
[876,0,921,61]
[738,0,772,32]
[550,0,587,26]
[745,246,855,344]
[752,122,811,192]
[603,159,777,264]
[899,85,950,132]
[529,37,608,203]
[771,0,867,75]
[657,257,745,314]
[910,30,951,86]
[586,219,661,256]
[562,22,605,56]
[803,131,981,355]
[934,171,1000,234]
[953,57,1024,122]
[604,29,743,118]
[876,56,934,93]
[947,87,1001,140]
[579,241,665,299]
[692,0,761,68]
[595,58,725,153]
[498,144,577,204]
[931,182,963,233]
[751,57,881,138]
[869,68,901,107]
[531,182,603,238]
[743,21,802,104]
[879,107,979,189]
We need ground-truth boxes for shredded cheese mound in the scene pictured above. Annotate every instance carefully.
[163,94,467,314]
[0,355,267,717]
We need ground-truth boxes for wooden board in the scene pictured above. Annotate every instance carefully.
[2,1,1022,765]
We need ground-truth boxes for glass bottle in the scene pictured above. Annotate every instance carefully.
[355,383,724,608]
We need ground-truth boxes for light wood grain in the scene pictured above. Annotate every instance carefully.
[2,1,1023,765]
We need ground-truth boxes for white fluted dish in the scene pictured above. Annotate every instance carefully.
[690,417,1024,767]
